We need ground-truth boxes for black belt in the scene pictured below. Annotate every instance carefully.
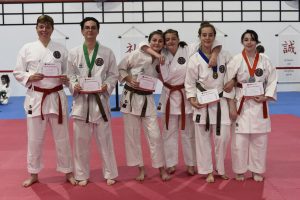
[196,82,223,136]
[124,84,153,117]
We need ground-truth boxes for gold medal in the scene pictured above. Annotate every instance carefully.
[213,72,218,79]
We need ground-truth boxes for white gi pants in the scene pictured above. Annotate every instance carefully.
[27,114,73,174]
[161,113,196,168]
[195,124,230,175]
[73,118,118,180]
[231,132,268,174]
[123,113,165,168]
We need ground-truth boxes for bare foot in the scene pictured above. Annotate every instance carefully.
[206,173,215,183]
[78,180,88,186]
[219,174,229,180]
[22,174,38,187]
[167,166,176,174]
[106,179,116,186]
[186,166,195,176]
[135,166,146,182]
[252,173,264,182]
[66,172,77,185]
[159,167,171,181]
[235,174,245,181]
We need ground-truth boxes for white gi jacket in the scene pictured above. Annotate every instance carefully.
[118,49,159,116]
[67,43,118,124]
[185,50,232,125]
[225,53,277,133]
[14,40,68,117]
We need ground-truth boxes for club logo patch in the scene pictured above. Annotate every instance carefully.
[53,51,61,59]
[255,68,263,77]
[219,65,225,73]
[177,57,186,64]
[95,58,104,66]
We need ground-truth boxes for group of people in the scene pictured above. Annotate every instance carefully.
[0,74,10,105]
[13,15,277,188]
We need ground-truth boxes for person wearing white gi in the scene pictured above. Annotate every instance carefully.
[140,29,222,176]
[185,22,232,183]
[118,30,170,181]
[224,29,277,182]
[13,15,76,187]
[0,75,10,104]
[67,17,118,186]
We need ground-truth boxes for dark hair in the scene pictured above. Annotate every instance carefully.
[148,30,163,43]
[36,15,54,29]
[241,29,260,44]
[256,45,265,53]
[198,21,216,36]
[80,17,100,31]
[1,74,10,88]
[163,29,179,40]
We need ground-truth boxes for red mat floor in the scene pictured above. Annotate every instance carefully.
[0,114,300,200]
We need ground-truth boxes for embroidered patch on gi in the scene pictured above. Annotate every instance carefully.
[219,65,225,73]
[196,114,201,123]
[53,51,61,59]
[95,58,104,66]
[177,57,186,64]
[236,122,239,127]
[157,102,162,110]
[255,68,263,77]
[78,64,83,68]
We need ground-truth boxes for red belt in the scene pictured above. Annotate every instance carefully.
[163,82,185,130]
[236,83,268,119]
[32,85,64,124]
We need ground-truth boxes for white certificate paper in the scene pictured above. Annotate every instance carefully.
[242,82,264,97]
[79,77,102,92]
[137,74,158,91]
[42,63,62,77]
[197,88,220,104]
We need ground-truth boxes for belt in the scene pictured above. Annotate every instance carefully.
[85,93,108,123]
[124,84,153,117]
[196,82,223,136]
[32,85,63,124]
[236,83,268,119]
[163,82,185,130]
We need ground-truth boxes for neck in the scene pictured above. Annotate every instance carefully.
[40,38,50,47]
[200,45,212,56]
[84,39,97,51]
[245,49,256,58]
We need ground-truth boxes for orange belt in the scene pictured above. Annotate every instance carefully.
[236,83,268,119]
[32,85,64,124]
[163,82,185,130]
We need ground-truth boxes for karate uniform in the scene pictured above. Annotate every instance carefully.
[225,53,277,174]
[13,40,73,174]
[157,46,196,168]
[0,83,9,104]
[185,50,232,175]
[67,43,119,181]
[118,49,165,168]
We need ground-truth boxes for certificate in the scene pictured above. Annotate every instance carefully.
[197,88,220,104]
[242,82,264,97]
[79,77,102,93]
[137,74,157,91]
[42,63,62,78]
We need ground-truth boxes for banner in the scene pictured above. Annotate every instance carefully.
[278,35,300,83]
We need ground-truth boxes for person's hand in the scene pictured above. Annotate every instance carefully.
[224,79,235,93]
[28,73,44,82]
[253,95,268,103]
[74,83,82,93]
[229,105,238,121]
[158,55,165,65]
[189,97,206,109]
[100,84,108,93]
[125,76,139,89]
[59,75,69,85]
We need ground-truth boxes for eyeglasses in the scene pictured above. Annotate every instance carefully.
[84,26,97,31]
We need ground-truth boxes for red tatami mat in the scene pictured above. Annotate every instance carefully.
[0,114,300,200]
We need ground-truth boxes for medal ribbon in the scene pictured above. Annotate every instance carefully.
[198,49,218,74]
[83,42,99,77]
[242,48,259,78]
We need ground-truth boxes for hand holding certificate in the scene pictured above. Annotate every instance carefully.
[79,77,103,93]
[137,74,158,91]
[197,88,220,105]
[242,82,264,97]
[42,63,62,78]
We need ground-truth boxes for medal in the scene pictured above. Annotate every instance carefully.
[249,76,256,83]
[213,72,218,79]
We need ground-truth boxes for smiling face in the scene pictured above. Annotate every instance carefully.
[199,26,215,50]
[81,20,99,41]
[164,32,179,55]
[149,33,164,53]
[242,33,258,53]
[36,22,53,42]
